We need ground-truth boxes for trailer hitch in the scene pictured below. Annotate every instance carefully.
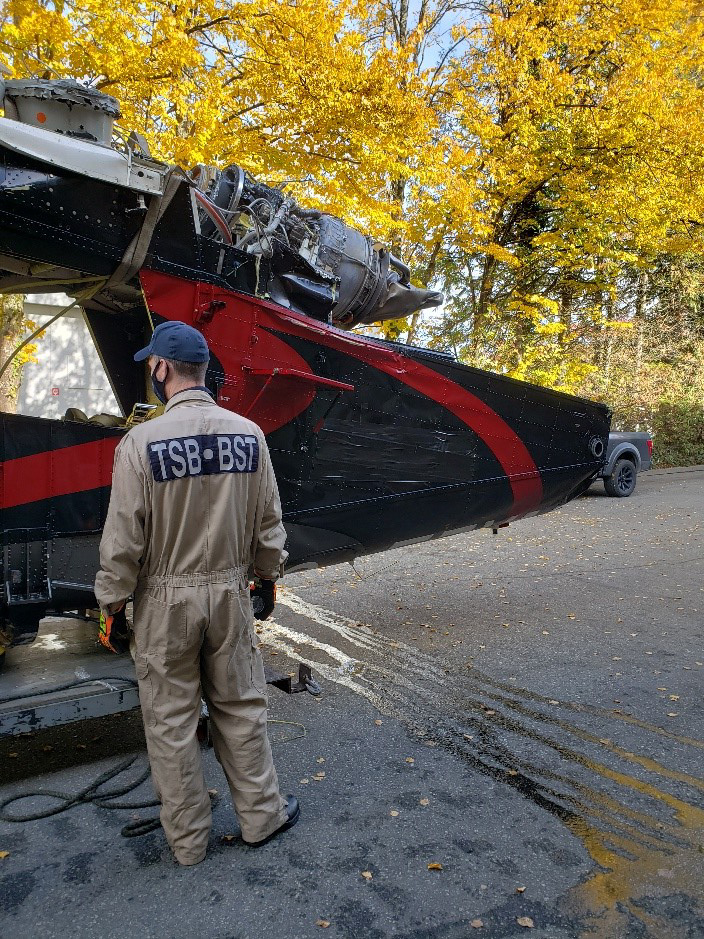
[265,663,322,697]
[197,664,321,746]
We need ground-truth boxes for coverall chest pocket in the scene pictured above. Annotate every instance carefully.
[134,591,189,660]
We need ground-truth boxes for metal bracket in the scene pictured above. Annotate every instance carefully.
[193,282,226,324]
[265,663,322,696]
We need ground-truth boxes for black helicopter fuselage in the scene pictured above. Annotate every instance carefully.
[0,92,610,646]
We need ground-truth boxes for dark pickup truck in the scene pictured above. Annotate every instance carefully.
[598,432,653,497]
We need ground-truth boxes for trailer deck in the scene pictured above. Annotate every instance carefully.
[0,616,139,737]
[0,615,321,738]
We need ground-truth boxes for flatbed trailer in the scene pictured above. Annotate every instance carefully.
[0,616,139,737]
[0,614,319,738]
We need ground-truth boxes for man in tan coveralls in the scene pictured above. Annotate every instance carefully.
[95,320,298,865]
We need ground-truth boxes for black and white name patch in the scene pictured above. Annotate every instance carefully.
[148,433,259,482]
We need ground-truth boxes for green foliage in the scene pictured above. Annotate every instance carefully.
[651,402,704,468]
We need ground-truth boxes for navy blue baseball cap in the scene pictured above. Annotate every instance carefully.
[134,321,210,364]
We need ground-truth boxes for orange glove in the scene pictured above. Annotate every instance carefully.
[99,601,130,654]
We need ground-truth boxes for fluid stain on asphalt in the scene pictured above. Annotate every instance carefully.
[263,592,704,939]
[0,870,36,914]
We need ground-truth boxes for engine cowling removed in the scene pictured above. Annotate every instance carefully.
[0,78,442,329]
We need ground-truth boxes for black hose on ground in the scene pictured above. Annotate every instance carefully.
[0,676,306,838]
[0,676,158,836]
[0,755,161,836]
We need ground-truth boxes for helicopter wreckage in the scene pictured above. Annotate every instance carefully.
[0,79,610,654]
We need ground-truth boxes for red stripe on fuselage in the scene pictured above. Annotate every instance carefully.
[1,438,119,509]
[141,271,543,516]
[265,316,544,516]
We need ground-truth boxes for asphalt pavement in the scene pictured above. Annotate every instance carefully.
[1,467,702,939]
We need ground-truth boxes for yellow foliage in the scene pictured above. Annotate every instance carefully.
[1,0,703,398]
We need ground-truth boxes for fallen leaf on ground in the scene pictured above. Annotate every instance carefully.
[8,752,18,758]
[312,772,326,780]
[405,757,415,764]
[567,613,576,619]
[374,720,383,726]
[361,870,373,880]
[516,886,526,893]
[470,920,483,929]
[390,810,399,817]
[463,734,474,741]
[517,916,535,928]
[315,920,330,928]
[208,788,218,796]
[427,862,443,871]
[222,834,236,842]
[316,757,326,763]
[548,700,559,705]
[667,712,679,717]
[419,798,430,806]
[506,769,518,776]
[0,851,9,859]
[300,778,310,784]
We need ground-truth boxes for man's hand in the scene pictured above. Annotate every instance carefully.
[250,577,276,620]
[98,601,130,654]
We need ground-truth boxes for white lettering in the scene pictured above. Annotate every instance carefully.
[168,439,187,477]
[244,437,257,471]
[233,436,247,471]
[150,441,168,480]
[218,436,234,471]
[184,438,202,476]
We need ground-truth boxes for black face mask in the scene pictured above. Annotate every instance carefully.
[150,362,168,404]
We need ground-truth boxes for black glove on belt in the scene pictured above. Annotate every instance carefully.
[251,577,276,620]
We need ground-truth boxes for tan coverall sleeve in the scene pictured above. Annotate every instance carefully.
[94,435,148,609]
[252,436,288,581]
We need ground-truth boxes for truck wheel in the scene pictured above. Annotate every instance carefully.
[604,458,637,497]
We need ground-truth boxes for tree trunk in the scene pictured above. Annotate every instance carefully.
[558,283,574,385]
[603,287,614,390]
[0,294,27,413]
[473,254,496,345]
[634,270,646,391]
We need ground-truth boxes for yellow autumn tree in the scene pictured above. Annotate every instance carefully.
[428,0,704,386]
[0,0,437,235]
[2,0,704,408]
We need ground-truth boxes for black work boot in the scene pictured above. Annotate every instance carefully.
[242,796,300,847]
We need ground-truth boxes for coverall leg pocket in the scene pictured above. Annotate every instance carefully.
[134,655,156,728]
[225,587,268,698]
[250,631,268,696]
